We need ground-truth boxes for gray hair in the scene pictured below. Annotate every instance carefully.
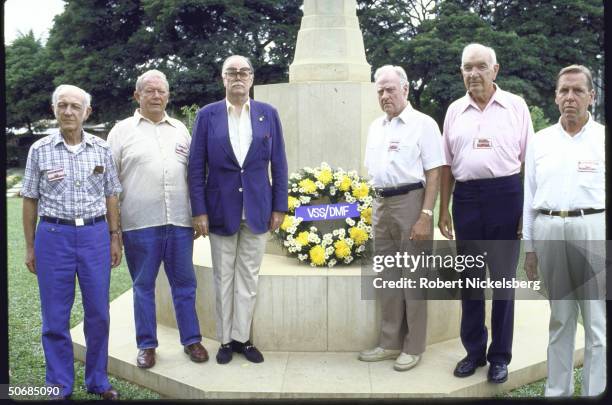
[557,64,594,91]
[51,84,92,109]
[221,55,255,75]
[461,43,498,67]
[135,69,169,92]
[374,65,409,88]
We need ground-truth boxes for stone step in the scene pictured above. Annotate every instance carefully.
[70,290,583,399]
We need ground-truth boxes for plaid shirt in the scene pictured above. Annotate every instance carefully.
[21,131,122,219]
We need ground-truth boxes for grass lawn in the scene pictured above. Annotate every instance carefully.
[6,196,584,399]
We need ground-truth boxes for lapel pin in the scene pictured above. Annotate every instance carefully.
[259,115,264,122]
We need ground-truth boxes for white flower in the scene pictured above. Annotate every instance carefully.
[299,196,311,204]
[345,238,354,247]
[323,233,333,241]
[346,218,356,226]
[328,259,337,267]
[284,241,291,247]
[344,256,354,264]
[346,195,356,203]
[325,246,334,255]
[356,245,366,253]
[307,232,318,243]
[298,254,308,261]
[338,229,346,237]
[330,188,336,196]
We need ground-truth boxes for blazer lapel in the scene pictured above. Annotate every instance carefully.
[212,102,239,167]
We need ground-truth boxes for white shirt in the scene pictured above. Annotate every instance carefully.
[226,99,253,167]
[522,113,605,250]
[364,104,445,188]
[107,110,193,231]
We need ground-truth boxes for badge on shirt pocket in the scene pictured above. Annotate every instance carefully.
[577,160,599,172]
[175,143,189,158]
[47,167,65,181]
[473,138,493,149]
[388,141,400,152]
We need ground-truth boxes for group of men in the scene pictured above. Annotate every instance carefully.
[357,43,605,397]
[22,42,604,399]
[22,54,287,400]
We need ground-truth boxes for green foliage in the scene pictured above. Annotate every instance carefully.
[179,104,200,133]
[529,105,552,132]
[5,31,54,132]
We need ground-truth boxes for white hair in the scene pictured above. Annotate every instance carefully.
[374,65,409,88]
[221,55,255,75]
[461,43,497,67]
[135,69,169,92]
[51,84,91,109]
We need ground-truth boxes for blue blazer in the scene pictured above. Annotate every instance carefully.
[188,99,288,236]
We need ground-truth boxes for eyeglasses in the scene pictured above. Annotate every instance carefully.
[224,69,252,80]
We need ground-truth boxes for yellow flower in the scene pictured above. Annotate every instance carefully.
[360,207,372,224]
[309,245,326,266]
[316,169,333,185]
[352,182,369,199]
[295,231,309,246]
[334,239,351,259]
[288,196,299,212]
[338,175,351,192]
[280,215,294,231]
[299,178,317,194]
[349,227,368,245]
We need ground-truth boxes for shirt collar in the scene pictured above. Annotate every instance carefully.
[557,111,593,138]
[134,109,175,127]
[226,98,251,115]
[383,103,413,125]
[459,83,509,113]
[53,129,93,147]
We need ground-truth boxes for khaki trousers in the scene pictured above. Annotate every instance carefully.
[373,188,430,355]
[533,212,606,397]
[209,222,268,344]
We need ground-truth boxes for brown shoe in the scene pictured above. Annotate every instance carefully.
[184,342,209,362]
[88,386,119,400]
[137,348,156,368]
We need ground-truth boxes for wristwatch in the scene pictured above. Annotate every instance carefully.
[109,229,122,236]
[421,209,433,217]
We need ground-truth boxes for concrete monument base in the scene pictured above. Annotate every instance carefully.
[70,291,582,398]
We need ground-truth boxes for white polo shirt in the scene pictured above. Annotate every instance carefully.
[364,103,445,188]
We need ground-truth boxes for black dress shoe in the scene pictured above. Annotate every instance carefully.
[88,386,119,400]
[488,362,508,383]
[242,340,264,363]
[453,356,487,377]
[216,343,233,364]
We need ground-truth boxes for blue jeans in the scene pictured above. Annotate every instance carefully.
[123,225,201,349]
[35,220,112,397]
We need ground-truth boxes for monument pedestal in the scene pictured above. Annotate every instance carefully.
[155,237,463,352]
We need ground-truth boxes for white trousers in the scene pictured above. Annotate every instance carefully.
[533,212,606,397]
[209,222,268,344]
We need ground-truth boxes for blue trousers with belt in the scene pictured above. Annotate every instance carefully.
[35,219,112,397]
[122,225,201,349]
[452,174,522,365]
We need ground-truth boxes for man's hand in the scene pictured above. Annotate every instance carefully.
[410,214,432,240]
[269,211,285,232]
[516,215,523,240]
[193,214,209,239]
[111,234,122,268]
[438,210,454,240]
[524,252,538,281]
[25,246,36,274]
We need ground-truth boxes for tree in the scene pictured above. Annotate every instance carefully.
[5,31,54,133]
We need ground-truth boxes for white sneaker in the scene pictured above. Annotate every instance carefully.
[393,352,421,371]
[358,346,401,362]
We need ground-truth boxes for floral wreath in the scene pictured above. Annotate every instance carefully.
[274,162,374,267]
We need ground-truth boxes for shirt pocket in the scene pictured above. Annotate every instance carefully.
[576,159,604,191]
[85,163,106,196]
[40,166,68,196]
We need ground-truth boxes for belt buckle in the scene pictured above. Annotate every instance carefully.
[75,218,85,226]
[558,211,568,218]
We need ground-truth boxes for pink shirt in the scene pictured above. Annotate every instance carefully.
[442,85,534,181]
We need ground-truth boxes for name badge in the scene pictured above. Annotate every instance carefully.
[47,168,65,182]
[473,138,493,149]
[578,160,599,172]
[388,141,400,152]
[175,143,189,158]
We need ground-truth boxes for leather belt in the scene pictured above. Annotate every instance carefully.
[41,215,106,226]
[374,183,423,198]
[538,208,605,218]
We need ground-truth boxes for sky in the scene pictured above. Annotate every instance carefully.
[3,0,66,45]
